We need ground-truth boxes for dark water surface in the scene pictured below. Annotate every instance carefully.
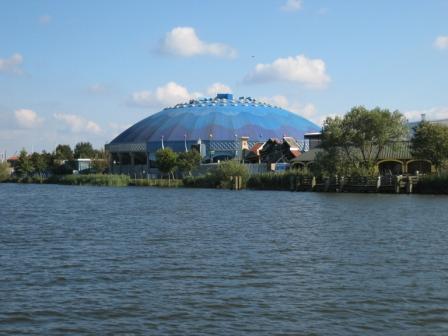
[1,183,448,335]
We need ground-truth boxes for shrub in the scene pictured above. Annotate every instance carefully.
[247,170,310,190]
[415,174,448,194]
[48,174,130,187]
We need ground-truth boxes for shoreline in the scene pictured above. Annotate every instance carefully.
[3,173,448,195]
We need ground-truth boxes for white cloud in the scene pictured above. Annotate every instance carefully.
[258,95,324,125]
[281,0,302,12]
[206,82,232,96]
[159,27,237,58]
[0,53,24,75]
[434,36,448,50]
[14,109,43,129]
[38,15,51,25]
[129,81,202,108]
[404,107,448,122]
[54,113,102,134]
[245,54,330,88]
[88,84,107,94]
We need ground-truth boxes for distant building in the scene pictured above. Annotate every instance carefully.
[106,93,319,175]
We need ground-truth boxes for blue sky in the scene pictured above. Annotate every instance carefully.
[1,0,447,156]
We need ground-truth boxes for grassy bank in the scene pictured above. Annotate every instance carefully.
[47,174,131,186]
[131,178,183,187]
[5,174,184,188]
[247,171,305,191]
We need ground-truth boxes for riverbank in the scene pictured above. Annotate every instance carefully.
[5,174,184,188]
[3,172,448,194]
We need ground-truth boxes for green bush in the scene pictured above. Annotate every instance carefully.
[183,174,219,188]
[415,174,448,194]
[212,161,249,188]
[132,178,183,187]
[0,161,11,182]
[247,170,308,190]
[48,174,130,186]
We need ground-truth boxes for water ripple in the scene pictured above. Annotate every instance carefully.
[1,184,448,335]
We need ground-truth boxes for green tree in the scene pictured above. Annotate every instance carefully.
[176,149,201,176]
[31,152,48,180]
[320,106,407,175]
[74,142,95,159]
[156,148,178,180]
[0,161,11,181]
[92,148,109,173]
[411,121,448,173]
[16,149,33,177]
[54,144,73,161]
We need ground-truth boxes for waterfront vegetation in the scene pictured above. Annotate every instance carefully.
[0,161,11,182]
[247,171,305,190]
[314,106,408,176]
[47,174,131,186]
[183,160,249,189]
[415,174,448,194]
[132,178,183,188]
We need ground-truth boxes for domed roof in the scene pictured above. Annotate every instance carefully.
[111,94,319,144]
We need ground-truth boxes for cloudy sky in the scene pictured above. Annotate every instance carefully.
[1,0,448,155]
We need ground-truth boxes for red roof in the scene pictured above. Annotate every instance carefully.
[250,143,264,153]
[7,156,18,161]
[290,149,301,158]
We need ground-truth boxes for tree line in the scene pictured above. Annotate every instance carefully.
[314,106,448,176]
[5,142,108,179]
[155,148,201,180]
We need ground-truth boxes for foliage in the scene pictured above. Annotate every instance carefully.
[30,152,48,176]
[132,178,183,188]
[176,149,201,176]
[212,160,249,188]
[320,106,407,175]
[156,148,178,179]
[74,142,95,159]
[183,161,250,189]
[183,174,219,188]
[247,170,306,190]
[15,149,34,177]
[91,149,109,173]
[411,121,448,172]
[54,144,74,161]
[48,174,130,186]
[415,173,448,194]
[0,161,11,181]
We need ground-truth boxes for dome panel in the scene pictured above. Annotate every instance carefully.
[110,95,320,145]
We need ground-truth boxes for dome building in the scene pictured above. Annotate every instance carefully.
[106,93,319,173]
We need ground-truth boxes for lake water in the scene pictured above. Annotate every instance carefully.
[1,183,448,335]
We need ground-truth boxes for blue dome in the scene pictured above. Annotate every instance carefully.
[110,95,319,145]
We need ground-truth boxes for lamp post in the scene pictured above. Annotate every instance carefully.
[234,133,238,160]
[209,132,213,163]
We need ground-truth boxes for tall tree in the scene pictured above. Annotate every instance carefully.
[92,148,109,173]
[74,142,95,159]
[31,152,48,177]
[16,149,33,177]
[320,106,407,175]
[156,148,178,180]
[0,161,11,181]
[176,149,201,176]
[54,144,73,161]
[411,121,448,172]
